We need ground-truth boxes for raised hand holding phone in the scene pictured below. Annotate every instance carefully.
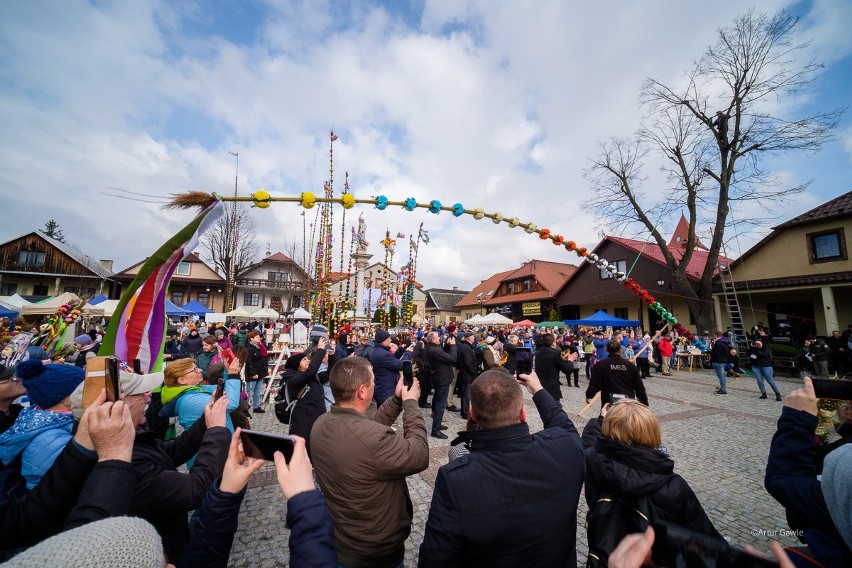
[221,428,265,494]
[274,435,315,499]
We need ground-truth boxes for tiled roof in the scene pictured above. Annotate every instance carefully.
[727,190,852,269]
[265,252,294,262]
[483,289,553,306]
[456,269,515,307]
[774,190,852,230]
[501,260,577,293]
[606,237,731,281]
[425,288,469,311]
[12,232,114,279]
[667,215,707,251]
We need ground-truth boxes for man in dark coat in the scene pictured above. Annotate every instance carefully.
[456,332,478,419]
[533,333,576,400]
[418,369,584,567]
[125,370,231,562]
[587,340,648,407]
[425,331,457,439]
[765,378,852,566]
[369,328,413,405]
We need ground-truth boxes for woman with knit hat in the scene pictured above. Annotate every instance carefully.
[72,334,100,369]
[0,360,85,489]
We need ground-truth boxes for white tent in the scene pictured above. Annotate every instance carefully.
[226,306,254,319]
[478,312,513,325]
[292,307,312,320]
[0,294,32,310]
[464,313,485,324]
[252,307,280,320]
[21,292,82,316]
[97,299,120,317]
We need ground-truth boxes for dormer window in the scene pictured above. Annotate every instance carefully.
[807,228,846,264]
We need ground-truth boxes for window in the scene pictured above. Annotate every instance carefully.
[293,295,302,308]
[614,307,629,320]
[523,280,531,291]
[268,271,288,282]
[171,292,184,305]
[33,284,49,296]
[244,293,259,306]
[807,228,846,263]
[601,259,627,279]
[197,293,209,307]
[18,251,45,266]
[0,283,17,295]
[64,287,79,294]
[176,262,191,275]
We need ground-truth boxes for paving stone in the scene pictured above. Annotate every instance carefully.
[228,369,806,565]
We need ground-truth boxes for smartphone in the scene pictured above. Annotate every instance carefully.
[82,356,122,408]
[652,521,777,568]
[239,429,295,462]
[402,360,414,390]
[810,378,852,400]
[213,378,225,401]
[220,347,235,364]
[515,347,533,376]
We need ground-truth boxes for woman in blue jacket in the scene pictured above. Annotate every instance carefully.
[160,358,242,433]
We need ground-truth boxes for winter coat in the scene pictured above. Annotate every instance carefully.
[586,355,648,406]
[233,330,249,346]
[456,341,478,386]
[280,349,328,441]
[310,396,428,565]
[710,337,731,364]
[809,339,831,362]
[747,345,773,368]
[593,338,609,361]
[582,416,722,539]
[418,389,584,568]
[128,416,230,562]
[425,342,457,389]
[658,337,673,357]
[0,407,75,490]
[0,439,135,560]
[160,378,241,433]
[245,343,268,381]
[481,344,500,370]
[503,341,519,374]
[765,407,852,566]
[196,350,218,379]
[534,345,574,400]
[370,344,412,404]
[182,333,203,357]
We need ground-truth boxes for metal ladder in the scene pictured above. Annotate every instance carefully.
[717,248,750,360]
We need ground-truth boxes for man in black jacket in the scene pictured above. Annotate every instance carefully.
[425,331,457,439]
[125,370,231,562]
[418,369,584,567]
[534,333,577,401]
[587,340,648,407]
[456,333,478,419]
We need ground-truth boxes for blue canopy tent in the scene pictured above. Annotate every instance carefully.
[0,305,19,320]
[88,294,108,305]
[165,300,193,318]
[181,300,213,316]
[563,310,641,328]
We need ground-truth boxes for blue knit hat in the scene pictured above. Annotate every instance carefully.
[375,328,390,343]
[16,360,85,409]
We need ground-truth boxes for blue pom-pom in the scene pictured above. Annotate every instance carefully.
[16,359,45,380]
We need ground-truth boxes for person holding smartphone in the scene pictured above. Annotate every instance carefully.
[279,337,332,455]
[245,332,269,414]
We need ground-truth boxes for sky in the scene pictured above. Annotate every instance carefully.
[1,0,850,291]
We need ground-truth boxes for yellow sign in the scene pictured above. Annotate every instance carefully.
[522,302,541,316]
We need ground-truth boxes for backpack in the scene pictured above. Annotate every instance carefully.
[274,382,310,426]
[586,492,656,567]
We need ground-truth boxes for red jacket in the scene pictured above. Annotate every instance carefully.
[658,337,673,357]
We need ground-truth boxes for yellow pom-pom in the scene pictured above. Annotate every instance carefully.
[341,193,356,209]
[300,192,316,209]
[252,189,271,209]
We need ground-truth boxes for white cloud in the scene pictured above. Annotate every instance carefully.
[0,0,850,292]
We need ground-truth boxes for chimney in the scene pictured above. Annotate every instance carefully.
[266,251,272,258]
[100,259,114,272]
[452,286,458,291]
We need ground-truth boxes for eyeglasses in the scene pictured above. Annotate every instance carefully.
[0,376,22,385]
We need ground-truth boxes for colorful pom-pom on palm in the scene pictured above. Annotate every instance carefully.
[492,212,503,224]
[253,189,271,209]
[539,228,551,239]
[428,200,442,214]
[300,192,316,209]
[340,193,356,209]
[452,203,464,217]
[403,198,417,211]
[375,195,388,210]
[473,208,485,220]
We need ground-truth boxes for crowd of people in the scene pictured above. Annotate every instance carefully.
[0,315,849,567]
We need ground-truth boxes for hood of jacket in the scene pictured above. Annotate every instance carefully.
[586,437,675,497]
[0,407,75,464]
[160,384,205,405]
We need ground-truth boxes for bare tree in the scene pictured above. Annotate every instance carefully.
[200,203,258,311]
[586,10,843,333]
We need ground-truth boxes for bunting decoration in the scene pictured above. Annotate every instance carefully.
[101,195,225,372]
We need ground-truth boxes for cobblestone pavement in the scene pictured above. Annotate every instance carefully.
[228,369,806,566]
